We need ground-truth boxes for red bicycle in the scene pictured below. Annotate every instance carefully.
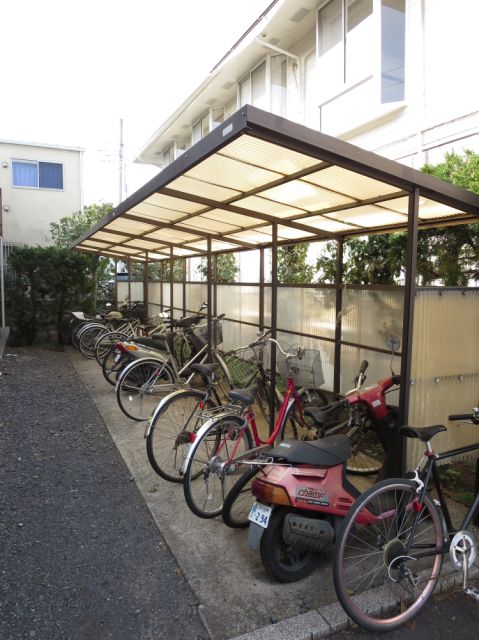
[181,336,328,518]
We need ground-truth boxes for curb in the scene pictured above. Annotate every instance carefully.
[229,563,479,640]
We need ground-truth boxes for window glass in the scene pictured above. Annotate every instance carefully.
[212,108,224,128]
[12,161,37,187]
[39,162,63,189]
[318,0,342,56]
[347,0,372,32]
[381,0,405,102]
[251,61,267,109]
[192,120,201,144]
[239,77,251,107]
[201,113,210,138]
[271,55,287,116]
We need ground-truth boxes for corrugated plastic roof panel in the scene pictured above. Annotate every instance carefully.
[72,106,479,261]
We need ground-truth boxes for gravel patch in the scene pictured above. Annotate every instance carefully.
[0,347,207,640]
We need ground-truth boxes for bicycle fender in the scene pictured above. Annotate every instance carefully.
[145,387,193,436]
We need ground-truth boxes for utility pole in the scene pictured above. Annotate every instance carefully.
[119,118,124,204]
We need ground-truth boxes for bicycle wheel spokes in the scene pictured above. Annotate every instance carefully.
[334,481,444,632]
[117,359,175,421]
[184,415,252,518]
[146,390,214,483]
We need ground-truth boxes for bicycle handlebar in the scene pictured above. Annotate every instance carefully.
[449,408,479,424]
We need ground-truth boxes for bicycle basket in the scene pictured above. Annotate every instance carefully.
[277,347,324,390]
[189,319,223,351]
[223,342,267,388]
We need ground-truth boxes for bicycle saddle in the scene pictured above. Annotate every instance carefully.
[227,386,258,406]
[400,424,447,442]
[268,435,351,467]
[191,363,218,377]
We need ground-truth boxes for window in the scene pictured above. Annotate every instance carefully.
[317,0,373,87]
[381,0,405,102]
[239,56,286,115]
[12,160,63,189]
[317,0,405,104]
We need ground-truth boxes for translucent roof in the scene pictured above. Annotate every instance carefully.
[73,106,479,261]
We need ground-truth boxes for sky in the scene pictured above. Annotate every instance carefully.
[1,0,274,206]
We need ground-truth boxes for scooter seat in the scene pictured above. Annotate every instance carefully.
[268,435,351,467]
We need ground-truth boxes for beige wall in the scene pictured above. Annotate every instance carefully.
[0,141,83,246]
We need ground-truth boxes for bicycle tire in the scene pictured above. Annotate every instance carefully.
[102,344,130,386]
[146,389,216,483]
[183,414,253,519]
[222,464,261,528]
[260,507,318,583]
[72,320,91,349]
[324,412,386,475]
[279,388,329,442]
[333,478,444,632]
[116,357,176,421]
[95,331,129,365]
[79,324,108,359]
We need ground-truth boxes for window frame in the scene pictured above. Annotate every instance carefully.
[11,159,64,190]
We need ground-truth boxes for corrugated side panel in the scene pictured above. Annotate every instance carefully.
[162,283,170,308]
[147,283,161,308]
[407,289,479,466]
[130,282,143,302]
[185,283,207,313]
[117,282,128,303]
[221,319,260,353]
[342,288,404,351]
[277,287,336,339]
[216,285,260,324]
[340,344,401,403]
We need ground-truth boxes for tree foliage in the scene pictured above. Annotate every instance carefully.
[315,150,479,285]
[197,253,239,283]
[50,203,115,306]
[6,246,95,345]
[277,244,314,284]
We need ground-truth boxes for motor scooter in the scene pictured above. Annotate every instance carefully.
[246,362,401,583]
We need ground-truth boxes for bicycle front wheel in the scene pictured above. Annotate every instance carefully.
[222,464,260,528]
[116,357,176,421]
[333,479,444,632]
[183,415,253,519]
[146,389,216,483]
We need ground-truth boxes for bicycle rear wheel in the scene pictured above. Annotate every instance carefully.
[116,357,176,421]
[279,388,329,441]
[183,415,253,518]
[79,324,108,359]
[146,389,216,483]
[95,331,129,365]
[326,414,385,475]
[222,464,260,528]
[333,479,444,632]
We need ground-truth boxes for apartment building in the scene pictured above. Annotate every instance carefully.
[0,140,83,247]
[135,0,478,173]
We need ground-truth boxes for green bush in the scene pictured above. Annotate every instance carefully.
[6,246,96,346]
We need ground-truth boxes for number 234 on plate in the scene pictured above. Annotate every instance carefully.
[248,501,272,528]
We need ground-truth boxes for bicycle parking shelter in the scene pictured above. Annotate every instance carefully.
[72,105,479,476]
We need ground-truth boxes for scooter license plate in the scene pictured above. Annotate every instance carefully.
[248,501,272,528]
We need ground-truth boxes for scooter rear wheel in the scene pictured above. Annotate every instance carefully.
[260,508,318,583]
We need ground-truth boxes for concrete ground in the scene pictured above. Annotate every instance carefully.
[69,347,479,640]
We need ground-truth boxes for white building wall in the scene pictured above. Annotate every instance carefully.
[0,141,83,246]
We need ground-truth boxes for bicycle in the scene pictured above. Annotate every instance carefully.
[181,338,328,519]
[144,331,295,483]
[100,306,206,386]
[115,314,228,421]
[333,409,479,632]
[93,311,170,365]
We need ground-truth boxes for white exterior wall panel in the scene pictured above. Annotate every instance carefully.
[0,141,82,246]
